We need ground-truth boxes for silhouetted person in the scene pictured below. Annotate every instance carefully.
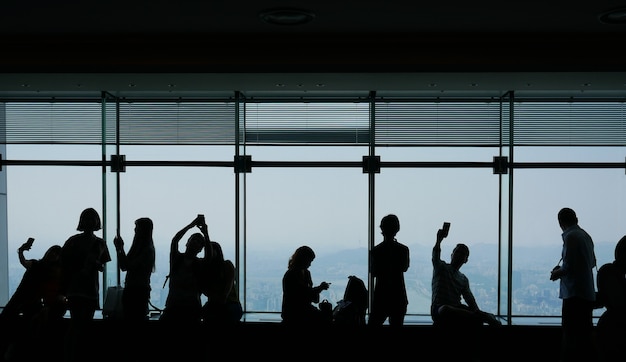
[1,239,65,361]
[333,275,368,327]
[431,224,501,359]
[595,235,626,362]
[201,241,242,328]
[159,214,211,325]
[60,207,111,362]
[431,225,500,328]
[368,214,410,327]
[113,217,156,322]
[549,207,597,361]
[281,245,330,327]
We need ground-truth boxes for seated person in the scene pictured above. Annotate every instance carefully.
[431,226,501,328]
[595,235,626,362]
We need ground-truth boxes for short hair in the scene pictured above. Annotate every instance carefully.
[77,208,101,232]
[380,214,400,236]
[558,207,578,226]
[454,243,470,257]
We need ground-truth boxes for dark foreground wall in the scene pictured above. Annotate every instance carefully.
[1,318,563,361]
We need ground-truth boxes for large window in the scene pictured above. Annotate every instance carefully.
[1,96,624,325]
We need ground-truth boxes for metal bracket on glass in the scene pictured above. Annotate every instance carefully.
[110,154,126,173]
[235,155,252,174]
[493,156,508,174]
[362,155,381,174]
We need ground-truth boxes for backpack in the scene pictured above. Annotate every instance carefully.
[333,275,368,326]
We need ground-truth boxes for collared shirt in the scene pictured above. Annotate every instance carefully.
[559,224,596,301]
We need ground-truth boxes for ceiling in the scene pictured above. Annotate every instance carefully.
[0,1,625,98]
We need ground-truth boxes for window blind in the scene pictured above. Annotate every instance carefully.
[2,99,625,146]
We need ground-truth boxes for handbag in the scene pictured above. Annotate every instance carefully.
[102,285,124,320]
[319,298,333,323]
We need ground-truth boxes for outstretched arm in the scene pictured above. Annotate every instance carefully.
[197,219,212,261]
[171,217,201,254]
[18,240,35,269]
[433,228,447,263]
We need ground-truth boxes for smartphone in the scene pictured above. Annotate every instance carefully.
[442,222,451,238]
[25,237,35,249]
[197,214,205,225]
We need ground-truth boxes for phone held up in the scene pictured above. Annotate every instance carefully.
[25,237,35,249]
[441,222,451,238]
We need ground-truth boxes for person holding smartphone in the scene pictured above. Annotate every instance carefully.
[159,214,212,325]
[430,221,501,360]
[430,221,501,327]
[0,238,66,361]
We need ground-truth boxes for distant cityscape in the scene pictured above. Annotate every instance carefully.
[7,241,614,320]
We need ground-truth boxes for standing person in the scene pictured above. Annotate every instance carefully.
[549,207,597,361]
[368,214,410,327]
[200,241,243,327]
[159,214,211,325]
[595,235,626,362]
[60,207,112,362]
[281,245,330,327]
[113,217,156,322]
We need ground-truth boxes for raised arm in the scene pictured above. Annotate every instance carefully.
[18,240,35,269]
[433,228,447,264]
[171,217,199,254]
[197,218,212,261]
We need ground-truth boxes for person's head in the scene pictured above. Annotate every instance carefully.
[380,214,400,238]
[129,217,155,267]
[77,208,101,232]
[451,243,470,269]
[288,245,315,270]
[185,233,205,256]
[42,245,62,263]
[557,207,578,231]
[134,217,153,238]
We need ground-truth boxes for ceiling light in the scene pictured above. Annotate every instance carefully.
[259,8,315,26]
[599,7,626,24]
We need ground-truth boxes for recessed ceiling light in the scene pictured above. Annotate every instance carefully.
[259,8,315,26]
[599,7,626,24]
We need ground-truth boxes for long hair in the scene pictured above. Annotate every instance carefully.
[287,245,315,270]
[128,217,156,272]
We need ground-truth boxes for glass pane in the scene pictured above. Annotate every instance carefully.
[115,145,235,310]
[243,146,368,320]
[512,146,626,320]
[6,145,103,302]
[377,147,501,321]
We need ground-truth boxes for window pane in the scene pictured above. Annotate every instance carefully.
[243,146,368,319]
[114,145,235,310]
[512,146,626,319]
[377,147,501,319]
